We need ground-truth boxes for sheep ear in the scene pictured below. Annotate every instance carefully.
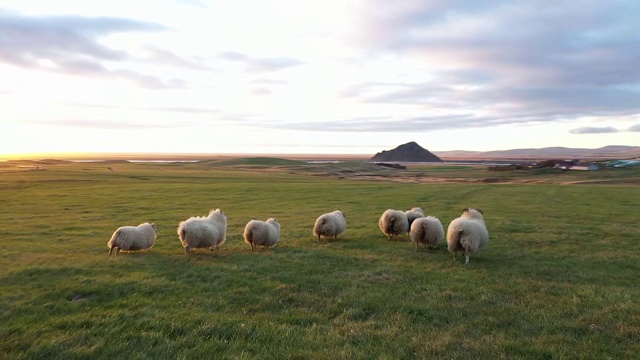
[462,208,469,213]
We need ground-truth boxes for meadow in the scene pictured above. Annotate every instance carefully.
[1,158,639,359]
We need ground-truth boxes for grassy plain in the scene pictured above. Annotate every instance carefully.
[1,158,639,359]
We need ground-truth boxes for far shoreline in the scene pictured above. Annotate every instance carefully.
[0,152,372,162]
[2,150,636,163]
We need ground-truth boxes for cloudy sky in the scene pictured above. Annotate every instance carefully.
[1,0,639,156]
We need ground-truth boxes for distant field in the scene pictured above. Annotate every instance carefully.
[1,159,639,359]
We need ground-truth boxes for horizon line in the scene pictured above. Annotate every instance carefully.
[2,144,639,162]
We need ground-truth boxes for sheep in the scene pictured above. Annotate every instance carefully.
[446,208,489,265]
[378,209,409,241]
[409,216,444,252]
[107,222,157,256]
[243,218,280,251]
[177,209,227,255]
[405,207,425,233]
[313,210,346,242]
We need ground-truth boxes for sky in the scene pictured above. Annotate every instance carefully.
[1,0,639,156]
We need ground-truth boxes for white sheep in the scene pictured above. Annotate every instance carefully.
[107,222,157,256]
[405,207,425,233]
[446,208,489,265]
[243,218,280,251]
[313,210,346,242]
[410,216,444,252]
[378,209,409,241]
[177,209,227,255]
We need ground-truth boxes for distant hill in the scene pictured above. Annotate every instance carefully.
[370,142,443,162]
[433,145,640,160]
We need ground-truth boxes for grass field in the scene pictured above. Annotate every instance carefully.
[1,158,639,359]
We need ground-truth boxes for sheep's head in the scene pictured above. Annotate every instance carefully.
[267,218,281,232]
[462,208,484,220]
[209,209,226,219]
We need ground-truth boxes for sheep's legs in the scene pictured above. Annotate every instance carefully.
[251,242,255,251]
[185,246,190,255]
[109,246,115,255]
[464,253,470,265]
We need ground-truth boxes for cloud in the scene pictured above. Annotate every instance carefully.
[142,46,213,71]
[250,78,289,86]
[569,126,619,134]
[148,106,221,114]
[247,78,288,96]
[250,87,272,96]
[270,113,511,133]
[24,118,164,129]
[0,9,186,89]
[23,116,215,129]
[65,102,221,114]
[342,0,640,128]
[628,124,640,132]
[113,69,187,89]
[217,51,304,72]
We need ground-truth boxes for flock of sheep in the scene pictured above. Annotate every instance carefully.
[107,207,489,265]
[378,207,490,264]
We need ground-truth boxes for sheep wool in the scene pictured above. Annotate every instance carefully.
[313,210,346,242]
[446,208,490,265]
[405,207,425,232]
[107,222,157,256]
[244,218,280,251]
[177,209,227,255]
[378,209,409,240]
[410,216,444,252]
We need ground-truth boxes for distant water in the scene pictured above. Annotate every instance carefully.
[126,160,199,163]
[66,159,510,165]
[69,160,199,163]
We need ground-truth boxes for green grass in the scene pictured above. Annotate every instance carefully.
[200,156,308,167]
[1,160,639,359]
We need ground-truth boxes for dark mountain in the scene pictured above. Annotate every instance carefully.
[370,142,443,162]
